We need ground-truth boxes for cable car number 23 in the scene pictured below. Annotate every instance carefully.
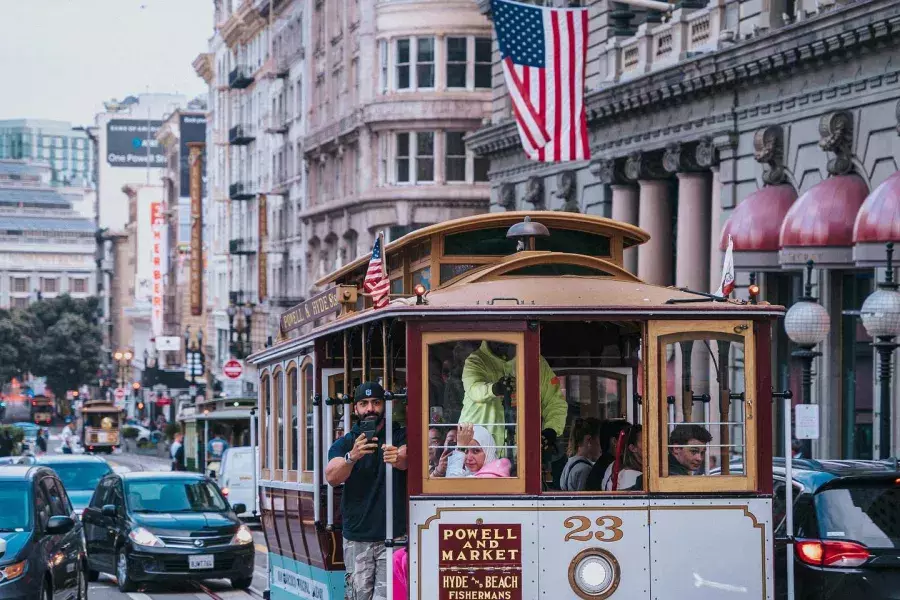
[563,516,624,542]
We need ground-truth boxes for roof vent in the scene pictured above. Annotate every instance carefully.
[506,216,550,251]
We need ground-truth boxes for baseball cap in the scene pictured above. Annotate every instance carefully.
[354,382,385,402]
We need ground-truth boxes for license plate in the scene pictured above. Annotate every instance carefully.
[189,554,214,570]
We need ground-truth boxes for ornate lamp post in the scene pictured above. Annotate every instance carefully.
[860,242,900,459]
[784,260,831,457]
[113,349,134,389]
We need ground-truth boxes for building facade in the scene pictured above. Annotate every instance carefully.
[0,161,96,310]
[0,119,94,188]
[469,0,900,459]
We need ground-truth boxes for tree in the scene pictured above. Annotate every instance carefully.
[33,312,102,404]
[0,310,28,383]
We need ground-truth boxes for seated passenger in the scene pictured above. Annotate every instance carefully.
[459,341,567,450]
[430,427,465,478]
[428,427,442,473]
[602,424,642,491]
[668,424,712,476]
[559,417,602,491]
[584,420,631,491]
[458,423,511,478]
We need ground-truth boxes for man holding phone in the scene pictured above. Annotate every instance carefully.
[325,382,407,600]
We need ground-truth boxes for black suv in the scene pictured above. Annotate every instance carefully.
[82,471,253,592]
[0,465,87,600]
[774,458,900,599]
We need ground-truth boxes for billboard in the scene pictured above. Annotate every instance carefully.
[106,119,165,168]
[179,114,207,197]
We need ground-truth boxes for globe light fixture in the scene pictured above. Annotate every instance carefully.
[784,260,830,457]
[859,242,900,459]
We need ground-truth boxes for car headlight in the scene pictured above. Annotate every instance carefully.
[128,527,165,548]
[231,524,253,546]
[0,560,27,582]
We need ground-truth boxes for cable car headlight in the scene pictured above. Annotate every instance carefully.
[568,549,620,598]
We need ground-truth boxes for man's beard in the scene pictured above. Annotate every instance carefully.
[361,412,383,425]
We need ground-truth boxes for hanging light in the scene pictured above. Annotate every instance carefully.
[784,261,831,347]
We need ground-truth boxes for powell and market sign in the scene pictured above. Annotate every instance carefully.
[279,285,357,335]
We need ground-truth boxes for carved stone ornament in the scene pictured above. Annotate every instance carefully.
[818,110,854,176]
[498,182,516,211]
[663,142,686,173]
[555,170,580,212]
[695,137,717,168]
[523,176,545,210]
[753,125,787,185]
[624,151,666,181]
[590,158,618,185]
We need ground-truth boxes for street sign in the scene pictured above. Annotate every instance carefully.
[223,359,243,380]
[795,404,820,440]
[223,380,243,398]
[157,336,181,351]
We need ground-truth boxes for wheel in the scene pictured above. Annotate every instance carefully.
[231,576,253,590]
[116,549,137,593]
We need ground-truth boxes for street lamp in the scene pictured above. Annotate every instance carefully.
[784,260,831,457]
[113,349,134,389]
[860,242,900,459]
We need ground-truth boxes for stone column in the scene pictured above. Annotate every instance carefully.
[708,166,723,295]
[637,180,673,286]
[675,172,711,292]
[611,185,639,274]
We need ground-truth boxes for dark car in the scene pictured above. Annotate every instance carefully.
[82,471,253,592]
[773,458,900,600]
[0,465,87,600]
[31,456,112,517]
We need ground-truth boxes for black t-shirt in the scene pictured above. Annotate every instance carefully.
[328,422,408,542]
[584,453,614,491]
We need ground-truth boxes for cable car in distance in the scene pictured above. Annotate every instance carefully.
[248,212,782,600]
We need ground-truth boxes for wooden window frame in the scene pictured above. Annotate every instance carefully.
[420,331,526,495]
[647,319,758,493]
[273,367,285,481]
[260,371,271,479]
[300,357,315,483]
[286,362,298,482]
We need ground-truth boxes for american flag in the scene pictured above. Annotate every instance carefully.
[491,0,590,162]
[364,233,390,309]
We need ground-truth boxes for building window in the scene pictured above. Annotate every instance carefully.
[396,39,411,90]
[475,37,492,88]
[416,132,434,182]
[70,278,87,293]
[11,297,29,309]
[445,132,467,182]
[11,277,28,293]
[41,278,59,294]
[417,37,435,88]
[446,37,467,88]
[396,133,411,183]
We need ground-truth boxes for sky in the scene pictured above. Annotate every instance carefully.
[0,0,213,125]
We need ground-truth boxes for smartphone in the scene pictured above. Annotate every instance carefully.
[359,418,378,441]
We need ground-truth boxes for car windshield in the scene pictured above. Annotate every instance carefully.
[125,480,229,513]
[39,462,112,491]
[0,482,32,531]
[816,482,900,549]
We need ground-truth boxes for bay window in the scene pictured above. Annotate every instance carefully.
[445,132,467,182]
[475,37,492,88]
[417,38,435,88]
[447,37,468,89]
[396,39,411,89]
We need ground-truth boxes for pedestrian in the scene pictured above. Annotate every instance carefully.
[59,421,76,454]
[325,382,407,600]
[36,428,48,454]
[171,432,185,471]
[207,430,230,461]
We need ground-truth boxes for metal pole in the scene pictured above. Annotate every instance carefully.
[326,402,334,529]
[250,407,259,517]
[204,419,209,475]
[312,356,321,526]
[385,388,394,600]
[785,394,795,600]
[875,338,897,459]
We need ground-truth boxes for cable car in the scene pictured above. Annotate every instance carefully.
[248,212,782,600]
[80,400,123,453]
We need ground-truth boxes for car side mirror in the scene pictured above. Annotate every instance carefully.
[232,503,246,515]
[46,515,75,535]
[101,504,117,518]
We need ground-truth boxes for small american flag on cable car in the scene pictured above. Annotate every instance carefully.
[491,0,590,162]
[364,233,390,309]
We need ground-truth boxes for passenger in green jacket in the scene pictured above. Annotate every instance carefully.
[458,341,568,454]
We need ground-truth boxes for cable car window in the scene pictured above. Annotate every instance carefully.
[502,264,612,277]
[260,372,270,475]
[303,360,315,473]
[412,266,431,290]
[651,320,757,492]
[287,366,298,473]
[442,227,611,257]
[422,333,525,494]
[274,369,285,473]
[439,263,479,283]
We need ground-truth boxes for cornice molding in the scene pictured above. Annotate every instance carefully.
[467,0,900,157]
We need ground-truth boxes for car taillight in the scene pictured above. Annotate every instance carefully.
[795,540,870,568]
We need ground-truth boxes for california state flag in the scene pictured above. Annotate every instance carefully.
[714,235,735,297]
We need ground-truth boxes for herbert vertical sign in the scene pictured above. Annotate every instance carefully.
[188,142,204,316]
[150,202,166,337]
[438,524,522,600]
[259,194,268,303]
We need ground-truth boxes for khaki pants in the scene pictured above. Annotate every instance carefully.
[343,539,386,600]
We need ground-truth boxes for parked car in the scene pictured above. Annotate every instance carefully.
[82,471,253,592]
[0,465,88,600]
[31,455,112,517]
[11,422,40,455]
[773,458,900,600]
[218,447,258,520]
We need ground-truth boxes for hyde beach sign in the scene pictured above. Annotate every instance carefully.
[438,523,523,600]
